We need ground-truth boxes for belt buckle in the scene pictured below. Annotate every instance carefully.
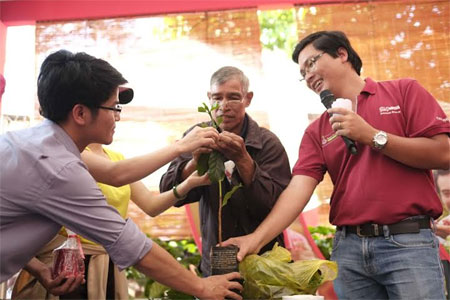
[356,224,380,237]
[356,225,365,237]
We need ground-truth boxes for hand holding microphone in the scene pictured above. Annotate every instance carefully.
[320,90,358,155]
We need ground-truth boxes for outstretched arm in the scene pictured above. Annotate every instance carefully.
[131,171,210,217]
[82,127,218,187]
[222,175,318,261]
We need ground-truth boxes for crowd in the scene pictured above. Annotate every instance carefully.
[1,30,449,300]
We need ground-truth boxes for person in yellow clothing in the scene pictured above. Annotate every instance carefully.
[13,143,210,299]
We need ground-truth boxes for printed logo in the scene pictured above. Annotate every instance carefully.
[321,132,339,146]
[379,105,401,115]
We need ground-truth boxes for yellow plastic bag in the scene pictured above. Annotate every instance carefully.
[239,244,337,299]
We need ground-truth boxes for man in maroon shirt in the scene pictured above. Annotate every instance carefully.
[223,31,450,299]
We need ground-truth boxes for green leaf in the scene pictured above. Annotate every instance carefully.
[211,102,219,111]
[198,106,206,112]
[149,281,169,298]
[216,116,223,126]
[222,183,243,207]
[207,151,225,183]
[196,153,210,175]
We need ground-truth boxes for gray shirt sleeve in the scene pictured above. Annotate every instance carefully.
[34,160,152,269]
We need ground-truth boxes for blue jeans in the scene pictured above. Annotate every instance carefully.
[331,227,445,299]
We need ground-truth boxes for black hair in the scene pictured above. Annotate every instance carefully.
[37,49,127,122]
[292,31,362,75]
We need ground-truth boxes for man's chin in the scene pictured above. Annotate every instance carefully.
[102,137,114,145]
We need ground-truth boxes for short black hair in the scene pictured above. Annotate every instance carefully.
[292,31,362,75]
[38,49,127,122]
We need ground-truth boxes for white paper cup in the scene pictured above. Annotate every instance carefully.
[331,98,352,112]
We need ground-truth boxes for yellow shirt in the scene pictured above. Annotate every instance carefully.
[60,147,131,245]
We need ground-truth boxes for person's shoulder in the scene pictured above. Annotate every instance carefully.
[102,147,125,161]
[248,117,276,139]
[376,77,419,89]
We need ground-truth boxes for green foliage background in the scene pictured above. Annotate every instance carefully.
[308,226,336,260]
[258,9,298,56]
[126,238,201,299]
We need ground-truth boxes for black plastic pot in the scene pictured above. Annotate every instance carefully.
[210,245,243,298]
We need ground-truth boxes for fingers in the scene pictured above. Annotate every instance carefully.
[65,275,84,294]
[47,270,68,288]
[47,273,84,296]
[185,126,219,150]
[225,271,243,282]
[221,239,245,262]
[216,133,244,156]
[49,276,76,295]
[225,290,243,300]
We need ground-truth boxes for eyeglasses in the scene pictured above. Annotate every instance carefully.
[299,52,325,82]
[97,104,122,114]
[210,95,245,108]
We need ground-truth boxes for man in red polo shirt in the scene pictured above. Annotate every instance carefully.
[223,31,450,299]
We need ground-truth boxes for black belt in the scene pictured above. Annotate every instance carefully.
[338,217,431,237]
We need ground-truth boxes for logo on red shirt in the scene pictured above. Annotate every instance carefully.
[379,105,401,115]
[321,132,338,146]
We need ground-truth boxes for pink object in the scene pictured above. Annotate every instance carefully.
[52,233,85,278]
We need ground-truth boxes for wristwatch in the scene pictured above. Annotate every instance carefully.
[372,131,388,150]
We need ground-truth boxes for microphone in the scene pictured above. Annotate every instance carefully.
[320,90,358,155]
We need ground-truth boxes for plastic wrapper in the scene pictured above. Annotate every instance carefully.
[52,230,85,278]
[239,244,337,299]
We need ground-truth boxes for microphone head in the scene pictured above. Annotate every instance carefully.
[320,89,335,109]
[320,89,333,100]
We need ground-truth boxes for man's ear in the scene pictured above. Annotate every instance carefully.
[244,91,253,107]
[71,104,90,126]
[337,47,349,62]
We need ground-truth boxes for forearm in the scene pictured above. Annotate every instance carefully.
[84,143,183,187]
[136,244,205,298]
[132,176,203,217]
[235,152,255,186]
[241,150,291,216]
[252,175,317,249]
[359,131,449,170]
[23,257,47,279]
[131,182,177,217]
[329,106,450,170]
[181,159,197,181]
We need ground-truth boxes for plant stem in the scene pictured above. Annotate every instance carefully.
[218,179,223,246]
[205,105,222,132]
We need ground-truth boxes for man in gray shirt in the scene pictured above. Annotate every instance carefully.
[0,50,242,299]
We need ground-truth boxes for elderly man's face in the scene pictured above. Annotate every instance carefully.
[437,173,450,210]
[208,78,251,135]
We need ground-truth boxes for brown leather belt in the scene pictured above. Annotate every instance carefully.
[339,217,431,237]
